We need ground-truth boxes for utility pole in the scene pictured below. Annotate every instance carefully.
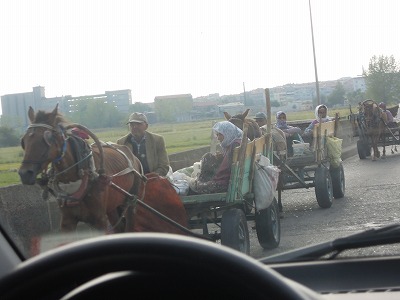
[243,82,247,105]
[308,0,321,106]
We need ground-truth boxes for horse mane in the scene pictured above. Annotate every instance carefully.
[33,110,69,125]
[30,105,71,127]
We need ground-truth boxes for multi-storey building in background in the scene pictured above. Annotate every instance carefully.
[1,86,131,131]
[1,76,365,130]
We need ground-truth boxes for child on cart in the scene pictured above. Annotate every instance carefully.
[275,111,302,157]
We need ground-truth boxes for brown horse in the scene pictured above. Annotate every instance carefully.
[18,105,188,234]
[224,109,262,141]
[133,172,188,234]
[358,100,388,161]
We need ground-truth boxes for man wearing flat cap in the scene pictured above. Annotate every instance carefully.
[254,112,268,127]
[254,112,268,134]
[116,112,170,176]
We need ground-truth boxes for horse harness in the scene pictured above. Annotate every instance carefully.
[359,101,382,129]
[228,117,260,141]
[28,124,144,208]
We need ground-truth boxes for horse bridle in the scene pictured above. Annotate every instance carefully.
[360,101,381,128]
[21,123,68,166]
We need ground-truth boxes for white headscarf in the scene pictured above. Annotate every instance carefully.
[314,104,330,122]
[213,121,243,149]
[275,111,288,129]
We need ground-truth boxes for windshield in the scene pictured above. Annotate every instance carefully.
[1,0,400,262]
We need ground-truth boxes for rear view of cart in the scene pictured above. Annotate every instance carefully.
[180,129,281,255]
[274,115,345,209]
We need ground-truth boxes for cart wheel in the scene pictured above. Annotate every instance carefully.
[314,166,333,208]
[330,163,345,199]
[221,208,250,255]
[255,198,280,249]
[357,140,368,159]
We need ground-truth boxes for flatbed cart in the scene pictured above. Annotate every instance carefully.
[179,127,281,255]
[273,115,345,209]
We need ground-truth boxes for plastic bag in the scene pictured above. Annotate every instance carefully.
[167,166,191,195]
[253,155,280,210]
[292,134,312,156]
[171,179,190,195]
[326,136,342,168]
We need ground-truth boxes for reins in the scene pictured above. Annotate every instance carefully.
[52,151,93,178]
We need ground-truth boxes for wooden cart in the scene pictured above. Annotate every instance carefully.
[273,115,345,209]
[180,129,281,255]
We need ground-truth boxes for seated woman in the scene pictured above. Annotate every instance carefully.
[379,102,397,128]
[275,111,302,156]
[275,111,302,137]
[189,121,243,194]
[303,104,333,137]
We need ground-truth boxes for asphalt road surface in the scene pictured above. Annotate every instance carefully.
[250,149,400,259]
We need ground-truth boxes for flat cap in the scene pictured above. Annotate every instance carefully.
[254,112,267,119]
[127,112,148,124]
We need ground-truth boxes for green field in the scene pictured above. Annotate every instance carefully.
[0,107,351,187]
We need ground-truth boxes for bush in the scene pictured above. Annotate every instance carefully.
[0,126,20,147]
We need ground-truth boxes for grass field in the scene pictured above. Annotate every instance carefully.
[0,107,351,187]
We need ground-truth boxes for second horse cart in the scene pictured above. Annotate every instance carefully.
[273,115,346,210]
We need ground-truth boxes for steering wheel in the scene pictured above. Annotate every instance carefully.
[0,233,317,299]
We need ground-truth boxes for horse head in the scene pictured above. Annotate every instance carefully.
[359,100,382,128]
[223,108,261,141]
[19,104,72,185]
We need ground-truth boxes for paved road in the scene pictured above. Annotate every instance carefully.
[249,149,400,259]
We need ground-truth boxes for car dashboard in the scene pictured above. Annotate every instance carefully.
[268,255,400,299]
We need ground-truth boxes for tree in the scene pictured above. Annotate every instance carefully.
[68,100,124,128]
[0,126,20,147]
[363,55,400,104]
[346,89,365,106]
[129,102,152,113]
[327,81,346,106]
[271,100,280,107]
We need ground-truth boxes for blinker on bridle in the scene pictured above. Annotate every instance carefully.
[24,123,67,164]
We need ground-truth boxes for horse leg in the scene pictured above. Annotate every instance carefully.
[107,208,126,233]
[60,215,79,232]
[382,133,386,158]
[90,214,112,233]
[372,143,380,161]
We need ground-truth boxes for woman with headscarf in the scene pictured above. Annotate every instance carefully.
[189,121,243,194]
[275,111,302,157]
[275,111,302,137]
[379,102,397,128]
[304,104,332,136]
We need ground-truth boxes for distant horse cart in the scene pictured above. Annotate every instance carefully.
[349,100,400,160]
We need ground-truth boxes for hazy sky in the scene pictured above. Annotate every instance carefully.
[1,0,399,115]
